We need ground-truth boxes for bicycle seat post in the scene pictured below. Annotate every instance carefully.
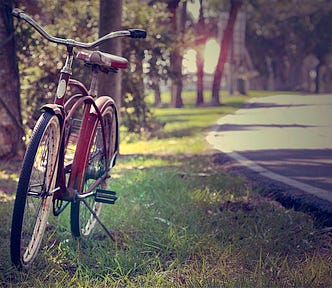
[89,66,99,97]
[61,46,74,75]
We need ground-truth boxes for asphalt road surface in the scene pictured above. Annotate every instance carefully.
[207,94,332,212]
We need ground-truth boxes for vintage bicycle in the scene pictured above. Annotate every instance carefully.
[10,8,146,269]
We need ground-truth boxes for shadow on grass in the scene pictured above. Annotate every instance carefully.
[155,126,209,139]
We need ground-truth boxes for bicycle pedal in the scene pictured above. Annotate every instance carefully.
[95,189,117,205]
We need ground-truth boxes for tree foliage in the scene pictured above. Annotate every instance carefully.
[121,0,171,133]
[190,0,332,95]
[13,0,172,134]
[245,0,332,91]
[15,0,98,128]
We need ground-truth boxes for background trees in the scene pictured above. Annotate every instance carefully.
[121,0,171,132]
[1,0,332,159]
[245,0,332,92]
[11,0,171,137]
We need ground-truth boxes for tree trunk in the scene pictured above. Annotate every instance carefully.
[168,0,183,108]
[170,51,183,108]
[315,62,322,94]
[0,0,25,159]
[211,0,242,106]
[196,47,204,106]
[195,0,205,106]
[153,82,161,107]
[148,51,162,107]
[98,0,122,109]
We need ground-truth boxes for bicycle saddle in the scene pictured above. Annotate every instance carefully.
[76,50,128,71]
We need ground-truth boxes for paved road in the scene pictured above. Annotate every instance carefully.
[207,94,332,207]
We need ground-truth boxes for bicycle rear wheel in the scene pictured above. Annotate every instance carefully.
[10,112,60,268]
[70,103,118,237]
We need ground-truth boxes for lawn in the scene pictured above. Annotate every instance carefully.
[0,90,331,287]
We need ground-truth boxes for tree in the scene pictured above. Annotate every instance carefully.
[211,0,242,106]
[98,0,122,108]
[245,0,332,91]
[0,0,25,158]
[145,1,173,108]
[121,0,170,133]
[313,12,332,93]
[168,0,184,108]
[195,0,206,106]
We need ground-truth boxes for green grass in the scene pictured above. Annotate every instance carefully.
[122,92,253,155]
[0,90,331,287]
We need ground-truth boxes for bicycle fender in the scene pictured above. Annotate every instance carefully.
[41,104,63,116]
[91,96,117,115]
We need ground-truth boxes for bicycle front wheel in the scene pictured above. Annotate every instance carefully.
[70,103,118,237]
[10,112,61,268]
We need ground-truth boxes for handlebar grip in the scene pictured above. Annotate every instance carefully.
[129,29,147,39]
[12,8,24,19]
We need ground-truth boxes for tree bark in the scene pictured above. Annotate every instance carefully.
[98,0,122,108]
[315,62,322,94]
[211,0,242,106]
[195,0,205,106]
[0,0,25,159]
[170,51,183,108]
[168,0,183,108]
[153,82,161,107]
[196,47,204,106]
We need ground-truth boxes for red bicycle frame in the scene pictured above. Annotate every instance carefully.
[40,47,115,204]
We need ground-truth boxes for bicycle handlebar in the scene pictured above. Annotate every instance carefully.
[12,9,147,49]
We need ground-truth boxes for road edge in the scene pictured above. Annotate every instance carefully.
[206,122,332,227]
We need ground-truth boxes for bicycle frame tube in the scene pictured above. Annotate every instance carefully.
[67,102,98,199]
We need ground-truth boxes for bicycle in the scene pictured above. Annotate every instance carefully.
[10,8,146,269]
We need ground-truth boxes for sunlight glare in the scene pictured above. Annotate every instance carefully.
[182,38,220,74]
[204,39,220,74]
[187,0,199,21]
[183,49,197,74]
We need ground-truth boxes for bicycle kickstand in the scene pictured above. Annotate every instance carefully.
[82,199,116,241]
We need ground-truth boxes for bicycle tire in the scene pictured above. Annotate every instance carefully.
[10,112,61,268]
[70,102,118,237]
